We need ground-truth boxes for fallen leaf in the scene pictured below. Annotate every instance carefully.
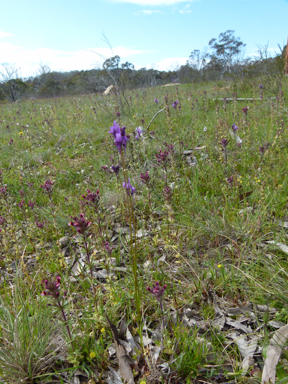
[262,324,288,384]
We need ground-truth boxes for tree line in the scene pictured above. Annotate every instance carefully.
[0,30,287,102]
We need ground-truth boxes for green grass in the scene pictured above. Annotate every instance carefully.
[0,78,288,383]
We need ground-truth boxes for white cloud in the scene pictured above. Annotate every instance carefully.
[179,9,191,12]
[0,30,13,38]
[143,56,188,71]
[0,43,150,77]
[142,9,163,14]
[111,0,194,5]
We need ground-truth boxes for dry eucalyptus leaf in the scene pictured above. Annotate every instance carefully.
[266,241,288,255]
[262,324,288,384]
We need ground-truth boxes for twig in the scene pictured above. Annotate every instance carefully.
[147,106,166,131]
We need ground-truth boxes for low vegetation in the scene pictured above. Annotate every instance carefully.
[0,75,288,383]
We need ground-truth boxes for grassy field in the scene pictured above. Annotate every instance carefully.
[0,78,288,383]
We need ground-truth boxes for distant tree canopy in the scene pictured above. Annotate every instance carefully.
[0,31,285,102]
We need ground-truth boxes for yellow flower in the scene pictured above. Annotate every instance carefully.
[217,264,222,268]
[19,132,23,135]
[89,351,96,359]
[100,328,105,334]
[133,115,136,119]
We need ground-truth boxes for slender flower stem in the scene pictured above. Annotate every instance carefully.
[120,150,143,347]
[58,301,74,351]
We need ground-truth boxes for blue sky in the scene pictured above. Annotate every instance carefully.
[0,0,287,78]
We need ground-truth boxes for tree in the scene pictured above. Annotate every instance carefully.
[189,49,208,72]
[0,63,27,101]
[103,55,120,71]
[208,30,246,73]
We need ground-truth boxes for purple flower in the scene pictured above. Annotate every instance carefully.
[101,165,112,174]
[163,142,174,152]
[69,213,91,235]
[41,276,61,300]
[123,178,136,196]
[227,176,233,184]
[140,171,150,185]
[220,138,229,147]
[163,186,173,201]
[105,242,114,256]
[28,201,35,209]
[232,124,239,132]
[36,220,45,229]
[40,179,53,194]
[259,84,263,89]
[109,121,130,154]
[259,146,266,155]
[172,100,179,109]
[111,164,120,176]
[82,189,100,207]
[0,186,7,195]
[109,121,120,137]
[154,98,159,104]
[0,216,5,225]
[17,200,24,208]
[156,150,169,164]
[242,106,248,115]
[135,126,143,140]
[147,281,167,301]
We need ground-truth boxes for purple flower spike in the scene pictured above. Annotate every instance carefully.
[82,189,100,207]
[41,276,62,300]
[242,106,248,115]
[40,179,53,194]
[154,98,159,104]
[147,281,167,301]
[220,138,229,147]
[172,100,179,109]
[36,220,45,229]
[69,213,91,235]
[123,178,136,196]
[259,84,263,89]
[135,126,143,140]
[111,164,120,176]
[232,124,238,132]
[140,171,150,185]
[109,121,130,154]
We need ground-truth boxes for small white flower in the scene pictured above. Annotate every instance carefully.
[203,127,207,131]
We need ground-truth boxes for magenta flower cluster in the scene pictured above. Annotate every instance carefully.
[41,276,62,300]
[140,171,150,185]
[220,138,229,147]
[147,281,167,301]
[40,179,53,194]
[69,214,91,235]
[109,121,130,154]
[82,189,100,207]
[156,150,170,164]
